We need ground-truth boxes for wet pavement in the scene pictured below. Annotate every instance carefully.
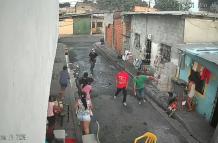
[59,35,194,143]
[95,41,215,143]
[49,43,80,143]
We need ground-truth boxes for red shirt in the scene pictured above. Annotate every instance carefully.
[116,71,129,88]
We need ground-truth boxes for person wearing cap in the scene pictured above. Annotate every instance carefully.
[89,48,98,74]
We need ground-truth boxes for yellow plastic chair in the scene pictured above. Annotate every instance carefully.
[134,132,157,143]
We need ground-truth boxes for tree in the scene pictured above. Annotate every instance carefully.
[199,0,217,12]
[59,2,71,8]
[96,0,148,11]
[154,0,192,11]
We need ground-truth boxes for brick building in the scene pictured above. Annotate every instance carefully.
[104,12,131,55]
[113,12,123,55]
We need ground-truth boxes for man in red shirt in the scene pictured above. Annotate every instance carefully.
[114,70,129,106]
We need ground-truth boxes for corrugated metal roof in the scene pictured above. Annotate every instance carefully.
[122,11,218,19]
[177,43,218,65]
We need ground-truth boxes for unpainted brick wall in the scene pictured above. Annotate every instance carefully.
[106,24,113,48]
[114,18,123,54]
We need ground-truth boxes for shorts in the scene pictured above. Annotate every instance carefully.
[77,113,91,121]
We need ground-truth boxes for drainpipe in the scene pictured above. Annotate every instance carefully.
[90,14,93,35]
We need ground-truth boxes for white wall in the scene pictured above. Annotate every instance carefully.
[129,14,185,63]
[0,0,58,143]
[184,18,218,43]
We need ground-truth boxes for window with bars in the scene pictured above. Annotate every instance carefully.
[160,44,171,63]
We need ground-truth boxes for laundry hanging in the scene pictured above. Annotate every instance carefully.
[201,68,211,84]
[192,62,198,71]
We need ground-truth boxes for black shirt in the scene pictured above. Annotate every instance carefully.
[89,52,98,62]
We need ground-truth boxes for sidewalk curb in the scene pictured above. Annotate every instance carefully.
[94,43,200,142]
[63,44,83,143]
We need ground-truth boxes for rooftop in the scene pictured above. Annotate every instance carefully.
[122,11,218,19]
[177,43,218,65]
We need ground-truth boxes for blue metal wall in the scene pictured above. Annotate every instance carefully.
[179,54,218,121]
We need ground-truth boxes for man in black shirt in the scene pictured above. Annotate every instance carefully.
[76,72,94,96]
[89,48,98,74]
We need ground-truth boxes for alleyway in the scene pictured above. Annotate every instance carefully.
[59,35,192,143]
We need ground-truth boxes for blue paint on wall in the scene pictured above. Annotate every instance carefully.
[179,53,218,121]
[180,55,192,82]
[195,79,218,120]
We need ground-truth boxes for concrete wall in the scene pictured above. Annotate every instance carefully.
[179,54,218,120]
[184,18,218,43]
[59,18,73,37]
[130,14,185,63]
[0,0,58,143]
[103,13,114,28]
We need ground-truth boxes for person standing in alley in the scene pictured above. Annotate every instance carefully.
[77,72,94,96]
[114,70,129,106]
[82,82,92,100]
[59,65,70,98]
[47,96,56,126]
[89,48,98,75]
[133,71,155,104]
[75,92,93,135]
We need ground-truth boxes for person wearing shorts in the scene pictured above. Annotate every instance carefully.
[75,92,93,134]
[187,81,195,111]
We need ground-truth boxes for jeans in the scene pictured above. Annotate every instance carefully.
[115,87,127,103]
[90,61,96,74]
[136,88,145,102]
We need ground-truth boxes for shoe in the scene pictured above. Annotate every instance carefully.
[143,99,146,103]
[113,96,116,99]
[139,102,141,105]
[123,102,127,106]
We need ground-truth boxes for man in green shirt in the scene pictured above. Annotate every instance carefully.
[133,71,155,104]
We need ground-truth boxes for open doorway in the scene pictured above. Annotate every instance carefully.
[211,88,218,127]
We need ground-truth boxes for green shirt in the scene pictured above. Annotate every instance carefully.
[133,75,148,89]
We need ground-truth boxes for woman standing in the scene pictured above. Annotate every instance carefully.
[47,96,56,126]
[187,81,196,112]
[82,83,92,100]
[59,65,70,98]
[75,92,93,134]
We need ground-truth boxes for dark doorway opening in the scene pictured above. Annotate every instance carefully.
[211,88,218,127]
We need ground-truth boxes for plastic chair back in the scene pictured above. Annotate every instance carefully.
[134,132,157,143]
